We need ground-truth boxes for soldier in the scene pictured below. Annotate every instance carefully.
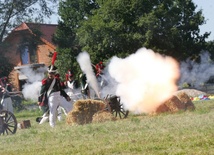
[95,61,105,77]
[64,70,79,100]
[94,61,107,88]
[38,52,71,127]
[0,77,14,113]
[79,73,90,99]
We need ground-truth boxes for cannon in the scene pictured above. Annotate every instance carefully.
[0,109,17,135]
[79,74,129,119]
[0,94,18,135]
[102,94,129,119]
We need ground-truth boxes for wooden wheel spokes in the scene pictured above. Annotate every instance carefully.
[0,110,17,135]
[111,103,129,119]
[104,95,129,119]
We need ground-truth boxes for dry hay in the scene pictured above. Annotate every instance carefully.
[66,99,106,125]
[152,92,195,115]
[92,111,116,123]
[176,89,207,97]
[175,92,195,110]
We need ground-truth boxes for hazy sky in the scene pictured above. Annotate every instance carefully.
[49,0,214,41]
[193,0,214,41]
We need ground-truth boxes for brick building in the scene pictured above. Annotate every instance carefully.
[2,22,57,91]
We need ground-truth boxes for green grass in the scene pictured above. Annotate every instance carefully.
[0,100,214,155]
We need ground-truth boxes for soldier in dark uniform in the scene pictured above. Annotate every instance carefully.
[38,65,71,128]
[0,77,14,113]
[79,73,90,99]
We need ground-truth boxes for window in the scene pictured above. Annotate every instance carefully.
[21,46,29,64]
[20,45,38,64]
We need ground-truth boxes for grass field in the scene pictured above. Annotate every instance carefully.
[0,100,214,155]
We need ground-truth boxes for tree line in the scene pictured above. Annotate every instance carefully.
[0,0,214,79]
[53,0,214,78]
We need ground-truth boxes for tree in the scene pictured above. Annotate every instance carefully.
[53,0,99,77]
[56,0,212,75]
[205,41,214,60]
[78,0,210,61]
[0,0,58,77]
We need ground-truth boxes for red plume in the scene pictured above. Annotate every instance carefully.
[52,52,57,65]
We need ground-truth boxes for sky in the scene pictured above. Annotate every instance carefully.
[49,0,214,41]
[192,0,214,41]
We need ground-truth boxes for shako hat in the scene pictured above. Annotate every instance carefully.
[48,52,58,73]
[47,65,57,73]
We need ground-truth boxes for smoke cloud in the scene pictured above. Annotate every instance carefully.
[76,48,180,113]
[77,51,100,97]
[21,66,47,100]
[179,51,214,88]
[107,47,180,113]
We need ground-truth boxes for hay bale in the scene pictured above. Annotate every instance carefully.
[153,95,185,114]
[154,103,170,114]
[66,99,106,125]
[153,92,195,115]
[175,92,195,111]
[163,95,185,112]
[92,111,116,123]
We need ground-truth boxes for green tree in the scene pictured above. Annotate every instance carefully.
[78,0,210,61]
[56,0,212,74]
[205,41,214,60]
[53,0,99,77]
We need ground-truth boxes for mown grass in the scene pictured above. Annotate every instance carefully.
[0,100,214,155]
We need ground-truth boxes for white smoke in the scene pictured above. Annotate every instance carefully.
[107,47,180,113]
[179,51,214,88]
[76,48,180,113]
[77,51,100,97]
[21,66,47,100]
[99,66,118,98]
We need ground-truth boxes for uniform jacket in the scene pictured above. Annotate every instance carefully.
[38,77,69,103]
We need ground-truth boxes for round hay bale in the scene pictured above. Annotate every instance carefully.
[175,92,195,111]
[92,111,116,123]
[66,99,106,125]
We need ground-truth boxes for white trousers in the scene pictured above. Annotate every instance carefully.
[48,92,61,127]
[2,97,13,113]
[60,97,73,115]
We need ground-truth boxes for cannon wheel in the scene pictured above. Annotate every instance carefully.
[106,95,129,119]
[0,110,17,135]
[111,97,129,119]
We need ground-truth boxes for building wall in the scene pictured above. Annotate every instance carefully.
[3,31,55,91]
[37,44,55,65]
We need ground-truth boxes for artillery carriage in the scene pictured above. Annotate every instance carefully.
[102,94,129,119]
[0,103,17,135]
[0,89,21,135]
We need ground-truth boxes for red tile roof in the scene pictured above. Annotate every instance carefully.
[13,22,57,46]
[26,23,57,45]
